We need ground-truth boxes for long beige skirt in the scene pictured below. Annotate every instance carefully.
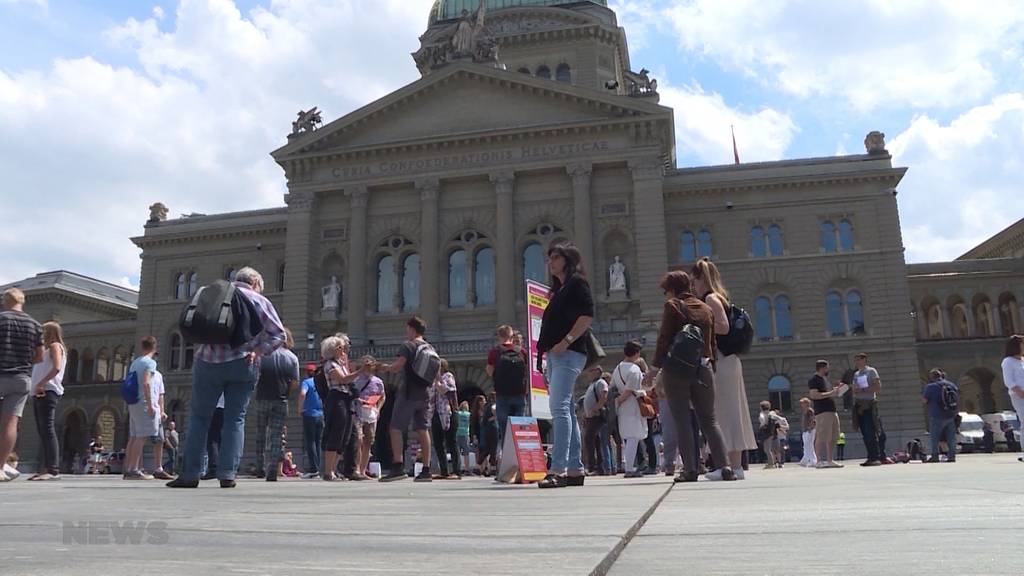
[713,353,758,452]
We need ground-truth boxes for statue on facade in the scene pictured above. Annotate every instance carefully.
[452,0,487,57]
[291,107,323,136]
[609,256,628,293]
[322,276,341,310]
[147,202,168,224]
[864,131,887,155]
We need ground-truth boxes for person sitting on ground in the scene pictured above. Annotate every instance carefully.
[281,451,300,478]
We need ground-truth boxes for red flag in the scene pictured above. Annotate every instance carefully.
[731,125,740,164]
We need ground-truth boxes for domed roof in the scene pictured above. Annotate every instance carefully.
[429,0,607,24]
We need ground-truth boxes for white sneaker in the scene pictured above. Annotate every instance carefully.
[2,464,19,481]
[704,468,737,481]
[733,468,745,480]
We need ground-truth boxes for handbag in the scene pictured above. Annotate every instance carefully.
[583,330,605,370]
[617,364,656,419]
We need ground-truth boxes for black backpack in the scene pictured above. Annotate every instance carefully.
[665,323,704,375]
[718,304,754,357]
[178,280,261,347]
[312,365,331,405]
[759,414,779,441]
[939,380,960,413]
[493,346,527,396]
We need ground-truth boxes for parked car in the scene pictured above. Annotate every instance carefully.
[981,411,1021,445]
[956,412,985,453]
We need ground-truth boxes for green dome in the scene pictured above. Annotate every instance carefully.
[430,0,607,24]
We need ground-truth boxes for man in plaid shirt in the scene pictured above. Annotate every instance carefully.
[168,267,286,489]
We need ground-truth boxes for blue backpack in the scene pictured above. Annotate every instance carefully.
[121,371,140,405]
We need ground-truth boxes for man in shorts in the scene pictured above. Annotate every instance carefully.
[125,336,160,480]
[0,288,44,482]
[380,317,434,482]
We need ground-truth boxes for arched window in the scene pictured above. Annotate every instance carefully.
[775,295,793,339]
[556,63,571,82]
[475,248,495,306]
[751,227,766,258]
[448,250,468,308]
[377,256,396,313]
[767,225,783,256]
[523,243,545,283]
[536,65,551,80]
[517,67,531,75]
[174,273,186,300]
[112,347,127,381]
[826,291,845,336]
[188,272,198,297]
[820,221,837,253]
[183,338,195,370]
[169,334,182,371]
[927,303,944,338]
[950,303,969,338]
[80,349,95,383]
[66,349,79,384]
[95,348,110,382]
[838,219,855,251]
[846,291,865,335]
[680,231,696,263]
[697,230,713,258]
[402,254,421,312]
[754,297,773,341]
[998,293,1019,335]
[768,375,792,412]
[974,301,993,337]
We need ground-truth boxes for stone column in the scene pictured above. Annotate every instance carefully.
[629,157,669,322]
[992,299,1004,336]
[417,178,441,337]
[567,162,595,279]
[346,186,369,343]
[282,190,315,343]
[491,172,517,325]
[940,305,952,339]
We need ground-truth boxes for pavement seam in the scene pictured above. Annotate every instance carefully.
[587,482,674,576]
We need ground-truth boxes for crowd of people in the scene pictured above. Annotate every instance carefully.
[2,251,1024,487]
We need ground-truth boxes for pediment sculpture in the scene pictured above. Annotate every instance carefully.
[414,0,499,72]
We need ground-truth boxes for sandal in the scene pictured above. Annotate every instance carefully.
[537,473,567,489]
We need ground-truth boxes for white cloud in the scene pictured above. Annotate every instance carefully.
[0,0,434,286]
[890,93,1024,262]
[0,0,47,7]
[655,0,1024,111]
[659,82,798,166]
[152,6,165,20]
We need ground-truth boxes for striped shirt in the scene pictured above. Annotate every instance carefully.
[0,310,43,376]
[195,283,286,365]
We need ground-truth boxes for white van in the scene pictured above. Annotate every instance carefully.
[956,412,985,453]
[981,411,1021,444]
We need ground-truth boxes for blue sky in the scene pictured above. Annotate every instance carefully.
[1,0,1022,288]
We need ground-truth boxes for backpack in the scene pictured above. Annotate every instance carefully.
[939,380,960,413]
[718,304,754,356]
[121,371,140,405]
[410,341,441,386]
[665,323,704,374]
[312,366,331,404]
[493,346,527,396]
[178,280,262,347]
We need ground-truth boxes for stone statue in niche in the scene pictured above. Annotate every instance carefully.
[609,256,628,294]
[322,276,341,311]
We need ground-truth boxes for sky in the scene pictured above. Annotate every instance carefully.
[1,0,1022,289]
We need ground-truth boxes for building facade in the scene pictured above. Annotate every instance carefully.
[8,1,1021,468]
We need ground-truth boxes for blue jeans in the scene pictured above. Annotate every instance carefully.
[546,350,586,473]
[929,416,956,459]
[180,357,259,481]
[302,414,324,474]
[496,395,528,448]
[599,422,612,474]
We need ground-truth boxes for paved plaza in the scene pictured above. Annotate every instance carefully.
[1,454,1021,576]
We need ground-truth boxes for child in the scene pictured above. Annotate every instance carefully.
[281,451,300,478]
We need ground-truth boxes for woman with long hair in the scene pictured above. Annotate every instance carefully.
[1002,334,1024,463]
[691,258,757,478]
[536,242,594,488]
[29,322,66,480]
[430,358,461,479]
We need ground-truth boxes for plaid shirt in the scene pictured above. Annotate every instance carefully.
[195,282,286,364]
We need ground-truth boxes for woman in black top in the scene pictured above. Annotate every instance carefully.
[536,242,594,488]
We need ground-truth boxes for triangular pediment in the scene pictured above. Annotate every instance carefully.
[272,62,671,160]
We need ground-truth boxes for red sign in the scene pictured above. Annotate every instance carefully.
[498,416,548,484]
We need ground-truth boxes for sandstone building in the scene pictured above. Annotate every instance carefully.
[6,0,1022,468]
